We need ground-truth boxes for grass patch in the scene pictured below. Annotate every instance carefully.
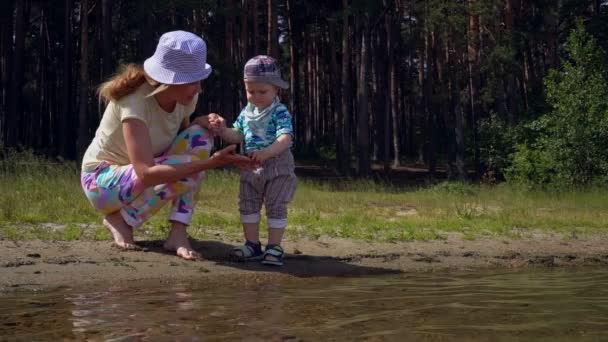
[1,152,607,242]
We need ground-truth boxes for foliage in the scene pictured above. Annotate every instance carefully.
[478,113,516,178]
[2,1,608,181]
[507,21,608,188]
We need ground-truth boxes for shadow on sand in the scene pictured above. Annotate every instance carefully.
[138,239,402,278]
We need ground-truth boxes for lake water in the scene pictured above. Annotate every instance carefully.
[1,268,608,341]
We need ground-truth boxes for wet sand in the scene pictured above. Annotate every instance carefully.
[2,232,608,292]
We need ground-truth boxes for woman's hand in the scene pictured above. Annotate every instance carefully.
[228,154,257,170]
[210,145,255,170]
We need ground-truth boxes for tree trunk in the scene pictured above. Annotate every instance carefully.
[340,0,352,176]
[137,7,155,62]
[36,5,49,150]
[314,34,322,140]
[240,0,249,62]
[192,7,201,34]
[382,5,392,173]
[441,30,456,179]
[239,0,249,108]
[312,36,319,140]
[91,1,102,122]
[252,0,259,54]
[328,17,342,171]
[389,0,401,168]
[522,45,530,109]
[424,23,437,176]
[303,29,312,151]
[77,0,90,160]
[7,0,26,148]
[0,0,15,148]
[267,0,278,57]
[450,34,466,180]
[416,45,425,164]
[505,0,520,125]
[60,0,73,158]
[286,0,300,145]
[223,0,236,123]
[543,3,558,69]
[467,0,481,177]
[357,16,371,177]
[101,0,113,79]
[505,0,515,31]
[390,63,401,165]
[454,83,467,180]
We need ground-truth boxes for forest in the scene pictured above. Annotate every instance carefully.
[1,0,608,186]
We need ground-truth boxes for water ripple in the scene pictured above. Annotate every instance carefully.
[1,268,608,340]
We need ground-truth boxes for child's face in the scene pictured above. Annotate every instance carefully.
[244,82,278,109]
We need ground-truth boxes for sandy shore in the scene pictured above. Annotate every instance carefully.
[2,232,608,292]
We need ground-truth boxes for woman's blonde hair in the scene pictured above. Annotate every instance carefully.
[97,64,168,102]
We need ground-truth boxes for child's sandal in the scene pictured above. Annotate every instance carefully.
[229,240,264,261]
[261,244,284,266]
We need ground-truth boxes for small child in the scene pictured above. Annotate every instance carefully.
[215,55,296,266]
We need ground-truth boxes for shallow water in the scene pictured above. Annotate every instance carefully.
[1,268,608,341]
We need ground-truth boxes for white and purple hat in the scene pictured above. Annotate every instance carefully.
[144,31,212,85]
[243,55,289,89]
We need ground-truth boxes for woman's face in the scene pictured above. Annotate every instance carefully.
[171,81,202,105]
[245,82,278,109]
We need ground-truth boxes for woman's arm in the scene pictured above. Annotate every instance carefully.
[123,118,249,187]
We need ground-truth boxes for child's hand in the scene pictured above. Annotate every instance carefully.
[190,113,225,136]
[247,149,271,165]
[190,115,210,129]
[207,113,226,136]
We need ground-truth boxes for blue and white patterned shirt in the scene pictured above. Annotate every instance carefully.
[233,102,294,152]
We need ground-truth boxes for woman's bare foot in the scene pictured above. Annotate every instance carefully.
[103,212,137,249]
[163,222,201,261]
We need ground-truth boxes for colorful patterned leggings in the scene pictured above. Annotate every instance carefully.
[80,125,212,228]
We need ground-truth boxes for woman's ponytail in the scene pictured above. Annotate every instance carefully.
[97,64,148,102]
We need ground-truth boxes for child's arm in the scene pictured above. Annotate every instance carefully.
[218,127,244,144]
[248,108,293,164]
[248,134,291,164]
[208,113,245,143]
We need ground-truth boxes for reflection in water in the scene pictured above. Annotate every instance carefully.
[1,268,608,340]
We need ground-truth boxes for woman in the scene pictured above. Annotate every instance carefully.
[81,31,251,260]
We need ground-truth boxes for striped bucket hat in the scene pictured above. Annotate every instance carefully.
[243,55,289,89]
[144,31,212,85]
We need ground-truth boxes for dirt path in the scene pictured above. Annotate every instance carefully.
[2,233,608,292]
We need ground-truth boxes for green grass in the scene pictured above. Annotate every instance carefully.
[1,153,607,242]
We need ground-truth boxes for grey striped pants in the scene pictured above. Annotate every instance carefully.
[239,149,297,229]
